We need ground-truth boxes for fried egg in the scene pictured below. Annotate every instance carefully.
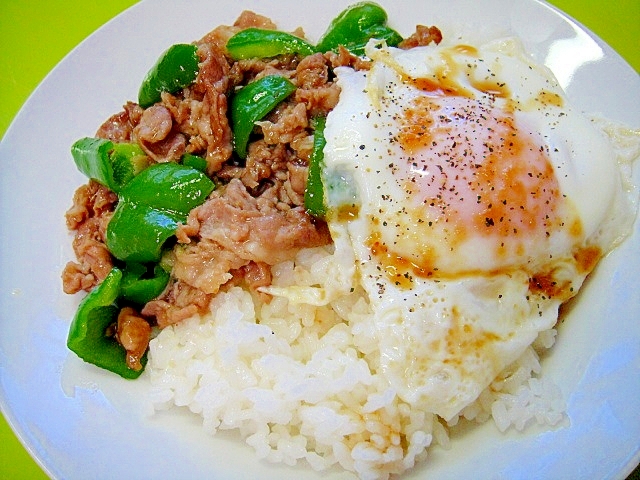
[320,38,637,420]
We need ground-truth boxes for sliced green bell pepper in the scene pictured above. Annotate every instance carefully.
[107,203,184,264]
[181,152,208,172]
[341,23,403,56]
[106,162,215,263]
[138,43,200,108]
[226,28,316,60]
[230,74,297,159]
[119,161,214,211]
[66,267,146,379]
[120,262,170,305]
[71,137,149,194]
[304,116,327,218]
[315,2,403,56]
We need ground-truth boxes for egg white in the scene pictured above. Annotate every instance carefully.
[319,38,637,420]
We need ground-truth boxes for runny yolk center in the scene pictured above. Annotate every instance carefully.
[364,94,584,284]
[398,95,572,242]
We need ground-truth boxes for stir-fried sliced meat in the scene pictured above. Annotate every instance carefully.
[62,216,114,294]
[200,25,239,53]
[132,104,187,162]
[233,10,278,30]
[172,239,248,295]
[295,84,341,117]
[398,25,443,49]
[96,102,143,141]
[229,58,269,84]
[290,133,314,162]
[62,262,97,294]
[162,93,209,153]
[240,140,289,189]
[201,88,232,173]
[286,162,308,197]
[215,139,310,198]
[62,181,117,294]
[92,39,234,172]
[173,179,330,295]
[230,56,300,87]
[65,180,117,230]
[142,280,211,328]
[170,41,233,174]
[294,51,341,116]
[258,102,309,145]
[95,111,131,142]
[240,261,272,290]
[134,104,173,143]
[325,46,371,70]
[226,261,273,302]
[194,41,231,95]
[296,53,329,89]
[142,300,199,329]
[74,216,112,275]
[63,11,349,329]
[116,307,152,371]
[198,13,248,54]
[143,131,187,163]
[62,243,99,294]
[214,180,328,258]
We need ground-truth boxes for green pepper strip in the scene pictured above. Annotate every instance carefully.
[181,152,208,172]
[138,43,200,108]
[304,116,327,218]
[106,162,215,263]
[231,75,297,159]
[338,23,403,57]
[315,2,403,56]
[67,268,146,379]
[226,28,316,60]
[120,262,170,305]
[71,137,149,194]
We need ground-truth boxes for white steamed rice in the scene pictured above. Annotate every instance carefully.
[147,245,564,479]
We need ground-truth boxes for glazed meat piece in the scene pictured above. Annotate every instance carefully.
[398,24,443,49]
[173,178,330,295]
[116,307,152,371]
[62,181,117,294]
[63,10,340,328]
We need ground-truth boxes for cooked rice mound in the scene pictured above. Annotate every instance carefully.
[148,245,564,479]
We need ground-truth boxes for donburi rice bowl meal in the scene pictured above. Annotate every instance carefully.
[61,2,640,478]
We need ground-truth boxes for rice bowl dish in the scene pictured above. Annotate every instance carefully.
[122,9,640,479]
[19,1,639,479]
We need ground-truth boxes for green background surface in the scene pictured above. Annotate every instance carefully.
[0,1,638,479]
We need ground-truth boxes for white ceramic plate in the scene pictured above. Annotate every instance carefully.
[1,0,638,478]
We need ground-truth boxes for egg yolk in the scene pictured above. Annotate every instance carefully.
[365,93,584,282]
[401,95,568,239]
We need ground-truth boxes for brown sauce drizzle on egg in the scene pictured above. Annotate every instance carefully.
[528,245,601,301]
[405,44,511,100]
[366,231,435,288]
[444,306,502,368]
[354,43,588,297]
